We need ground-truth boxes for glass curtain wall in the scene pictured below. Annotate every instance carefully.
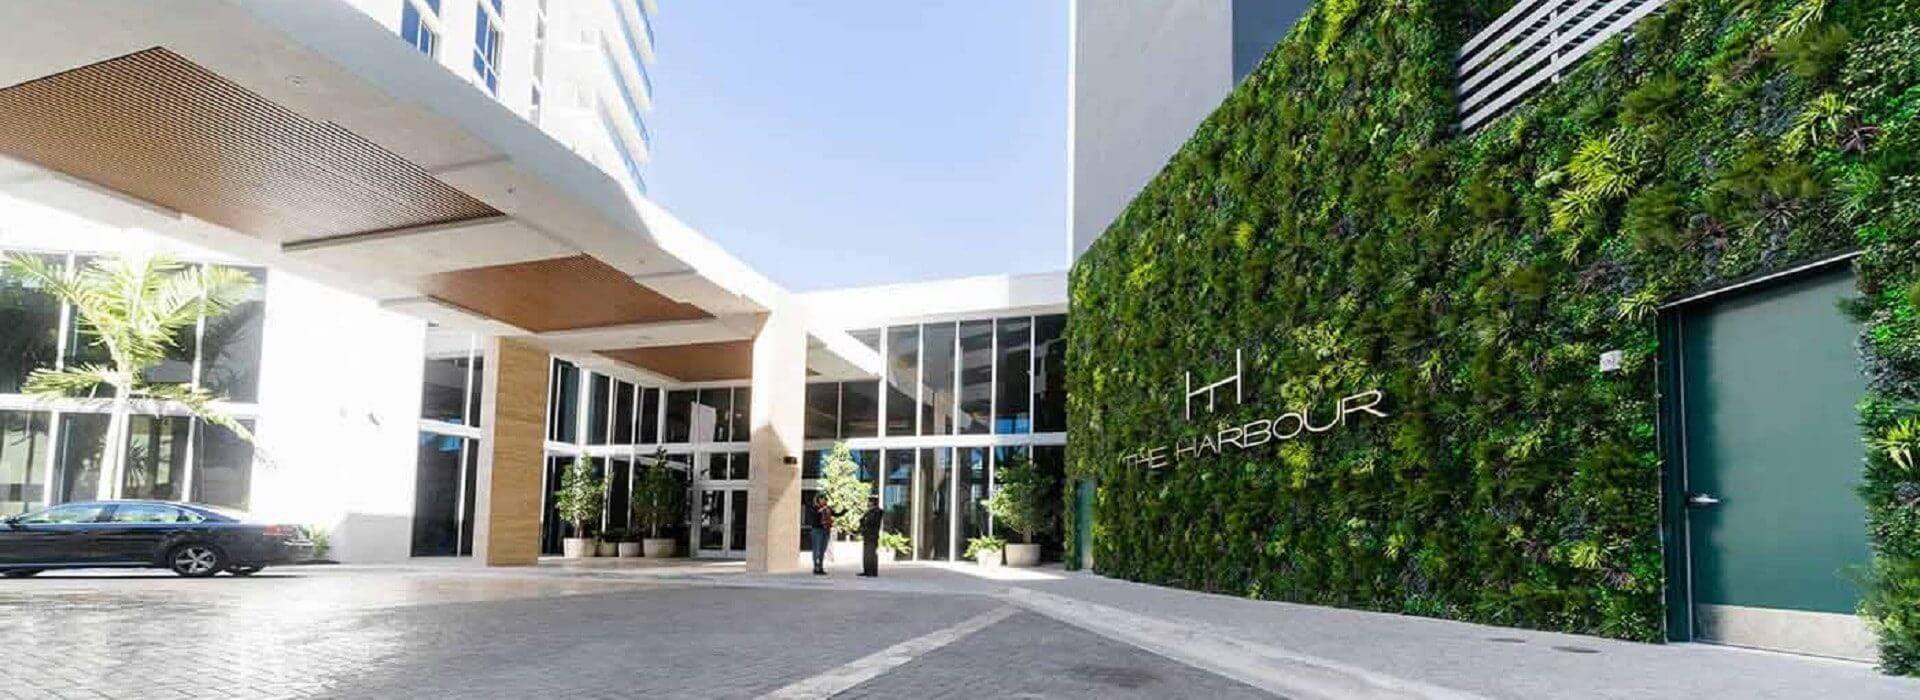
[533,355,768,557]
[795,315,1066,562]
[414,335,484,557]
[0,251,266,510]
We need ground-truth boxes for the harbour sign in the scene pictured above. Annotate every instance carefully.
[1122,349,1388,471]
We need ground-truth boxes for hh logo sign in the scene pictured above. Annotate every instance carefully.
[1184,349,1243,420]
[1125,348,1388,471]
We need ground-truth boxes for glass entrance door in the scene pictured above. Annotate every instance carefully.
[693,449,750,558]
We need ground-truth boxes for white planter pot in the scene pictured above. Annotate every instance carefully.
[596,541,619,557]
[643,538,676,558]
[562,537,594,559]
[1005,543,1041,567]
[879,549,897,563]
[617,542,642,558]
[975,549,1003,567]
[829,539,862,564]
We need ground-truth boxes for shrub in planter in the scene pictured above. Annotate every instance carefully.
[985,452,1055,567]
[878,531,910,562]
[820,442,872,542]
[606,529,641,558]
[965,535,1007,567]
[632,450,686,558]
[553,458,605,559]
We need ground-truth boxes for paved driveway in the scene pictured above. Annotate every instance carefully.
[0,567,1270,699]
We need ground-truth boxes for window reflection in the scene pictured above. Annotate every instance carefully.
[199,267,267,402]
[53,413,109,504]
[921,323,956,436]
[122,415,190,502]
[0,253,62,394]
[957,320,993,434]
[995,318,1032,434]
[0,410,49,515]
[885,326,918,436]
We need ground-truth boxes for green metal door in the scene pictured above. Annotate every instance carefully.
[1679,267,1870,626]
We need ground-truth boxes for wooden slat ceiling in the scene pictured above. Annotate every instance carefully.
[600,341,753,383]
[421,254,711,333]
[0,47,499,243]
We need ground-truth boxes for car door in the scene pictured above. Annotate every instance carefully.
[0,503,112,566]
[92,503,197,564]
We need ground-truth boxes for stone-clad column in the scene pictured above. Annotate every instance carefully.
[473,337,549,566]
[746,308,806,573]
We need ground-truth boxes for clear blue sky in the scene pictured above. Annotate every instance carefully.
[643,1,1067,292]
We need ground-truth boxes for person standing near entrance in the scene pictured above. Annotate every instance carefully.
[811,494,834,575]
[858,496,883,577]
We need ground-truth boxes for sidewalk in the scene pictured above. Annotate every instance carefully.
[1003,570,1919,699]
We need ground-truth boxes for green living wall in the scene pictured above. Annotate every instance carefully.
[1067,0,1920,672]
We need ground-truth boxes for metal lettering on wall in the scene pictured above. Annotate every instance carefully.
[1126,349,1387,470]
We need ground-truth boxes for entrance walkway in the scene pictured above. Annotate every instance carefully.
[421,556,1920,698]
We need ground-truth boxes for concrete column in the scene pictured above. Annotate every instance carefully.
[746,308,806,573]
[473,337,549,566]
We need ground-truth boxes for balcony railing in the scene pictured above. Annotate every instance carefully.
[1456,0,1670,132]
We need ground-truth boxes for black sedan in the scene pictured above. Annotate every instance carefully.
[0,501,314,578]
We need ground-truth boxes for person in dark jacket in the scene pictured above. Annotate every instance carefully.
[858,496,883,577]
[811,494,834,575]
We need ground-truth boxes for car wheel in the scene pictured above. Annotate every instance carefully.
[1,569,43,578]
[168,544,226,578]
[227,566,263,577]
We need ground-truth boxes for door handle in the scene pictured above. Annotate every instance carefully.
[1686,492,1722,508]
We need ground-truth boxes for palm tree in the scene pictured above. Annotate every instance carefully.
[2,253,256,500]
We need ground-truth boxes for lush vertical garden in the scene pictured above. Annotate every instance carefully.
[1066,0,1920,671]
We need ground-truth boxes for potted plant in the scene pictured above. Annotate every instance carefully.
[606,529,641,558]
[819,442,872,562]
[553,458,605,558]
[632,449,684,558]
[878,531,910,563]
[985,452,1054,567]
[965,535,1006,567]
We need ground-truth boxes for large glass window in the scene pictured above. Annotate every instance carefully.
[805,382,838,440]
[840,380,879,438]
[53,413,109,504]
[884,326,918,436]
[729,388,751,443]
[959,447,989,543]
[472,2,502,94]
[995,318,1032,434]
[640,387,660,444]
[199,267,266,403]
[193,419,254,510]
[849,328,881,352]
[412,433,464,557]
[122,415,190,502]
[612,381,636,444]
[548,360,579,442]
[587,374,611,445]
[664,389,695,443]
[421,355,473,424]
[1034,314,1068,433]
[400,0,439,57]
[882,449,913,538]
[921,323,956,436]
[696,388,731,442]
[0,253,62,394]
[916,447,952,560]
[606,456,631,531]
[958,320,994,434]
[0,410,49,515]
